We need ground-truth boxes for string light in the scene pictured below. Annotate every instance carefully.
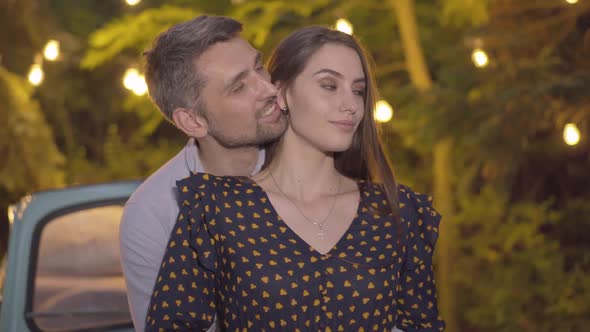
[125,0,141,6]
[471,48,489,68]
[43,40,60,61]
[132,78,148,95]
[28,64,44,86]
[7,205,14,225]
[565,0,578,4]
[123,68,139,90]
[123,68,148,96]
[563,123,581,146]
[374,100,394,123]
[335,18,354,35]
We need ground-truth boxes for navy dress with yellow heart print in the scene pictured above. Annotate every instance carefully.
[146,173,445,332]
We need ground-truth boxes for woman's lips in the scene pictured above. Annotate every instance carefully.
[330,120,355,131]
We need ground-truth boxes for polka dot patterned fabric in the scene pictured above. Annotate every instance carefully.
[146,173,445,331]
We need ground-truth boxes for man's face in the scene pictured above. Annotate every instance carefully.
[196,37,288,148]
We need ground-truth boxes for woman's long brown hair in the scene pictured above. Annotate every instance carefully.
[264,26,400,218]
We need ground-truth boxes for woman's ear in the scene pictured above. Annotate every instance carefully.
[172,108,208,139]
[274,80,288,110]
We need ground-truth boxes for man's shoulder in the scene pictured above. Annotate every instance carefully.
[121,144,193,235]
[127,144,192,206]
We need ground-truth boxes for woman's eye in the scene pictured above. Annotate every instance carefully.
[321,84,336,91]
[353,89,365,97]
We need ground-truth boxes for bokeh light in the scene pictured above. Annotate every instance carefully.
[374,100,394,123]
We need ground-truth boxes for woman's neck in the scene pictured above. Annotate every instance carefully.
[198,138,260,176]
[264,131,341,201]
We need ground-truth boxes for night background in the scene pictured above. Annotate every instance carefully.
[1,0,589,331]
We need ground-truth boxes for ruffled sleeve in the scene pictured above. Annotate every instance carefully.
[396,185,446,332]
[145,173,219,332]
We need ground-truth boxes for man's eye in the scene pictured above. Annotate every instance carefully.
[232,83,245,93]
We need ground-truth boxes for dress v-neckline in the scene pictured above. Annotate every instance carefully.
[248,179,365,256]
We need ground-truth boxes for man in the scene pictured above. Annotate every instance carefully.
[119,15,288,331]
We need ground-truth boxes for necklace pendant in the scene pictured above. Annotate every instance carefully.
[317,227,327,240]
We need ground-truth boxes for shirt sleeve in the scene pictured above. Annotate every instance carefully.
[145,175,218,331]
[120,201,170,332]
[396,188,446,332]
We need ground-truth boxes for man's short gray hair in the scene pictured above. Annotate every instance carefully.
[144,15,243,121]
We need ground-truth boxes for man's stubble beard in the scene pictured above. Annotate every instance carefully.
[207,121,285,149]
[204,105,287,149]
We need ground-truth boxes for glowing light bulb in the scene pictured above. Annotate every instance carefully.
[123,68,147,95]
[374,100,394,123]
[565,0,578,4]
[126,0,141,6]
[43,40,60,61]
[123,68,140,90]
[335,18,354,35]
[472,48,489,68]
[563,123,580,146]
[28,64,44,86]
[132,75,148,96]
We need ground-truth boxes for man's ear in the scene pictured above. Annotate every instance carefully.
[172,108,208,138]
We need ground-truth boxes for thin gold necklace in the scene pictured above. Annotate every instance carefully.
[269,170,341,240]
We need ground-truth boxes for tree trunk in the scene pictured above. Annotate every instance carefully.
[390,0,458,330]
[432,137,455,332]
[390,0,432,90]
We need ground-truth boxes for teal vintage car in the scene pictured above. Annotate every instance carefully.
[0,181,141,332]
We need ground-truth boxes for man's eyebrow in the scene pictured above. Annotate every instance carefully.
[313,68,366,83]
[224,52,263,92]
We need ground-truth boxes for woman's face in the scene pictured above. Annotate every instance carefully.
[281,43,366,153]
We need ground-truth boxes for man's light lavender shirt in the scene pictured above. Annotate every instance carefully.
[119,139,264,331]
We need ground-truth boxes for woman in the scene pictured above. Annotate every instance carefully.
[146,26,445,331]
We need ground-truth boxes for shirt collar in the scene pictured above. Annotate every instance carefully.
[184,138,265,175]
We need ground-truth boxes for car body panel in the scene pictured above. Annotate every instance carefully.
[0,181,141,332]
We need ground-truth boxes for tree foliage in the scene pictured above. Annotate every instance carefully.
[1,0,589,330]
[0,66,64,193]
[82,6,200,69]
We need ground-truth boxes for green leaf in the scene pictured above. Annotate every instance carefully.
[0,66,65,192]
[230,0,332,47]
[440,0,489,27]
[81,6,199,69]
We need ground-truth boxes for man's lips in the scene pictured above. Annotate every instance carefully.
[259,102,279,118]
[258,102,282,123]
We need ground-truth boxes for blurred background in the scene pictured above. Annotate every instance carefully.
[0,0,589,331]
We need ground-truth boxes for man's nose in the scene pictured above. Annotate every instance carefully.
[255,70,277,98]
